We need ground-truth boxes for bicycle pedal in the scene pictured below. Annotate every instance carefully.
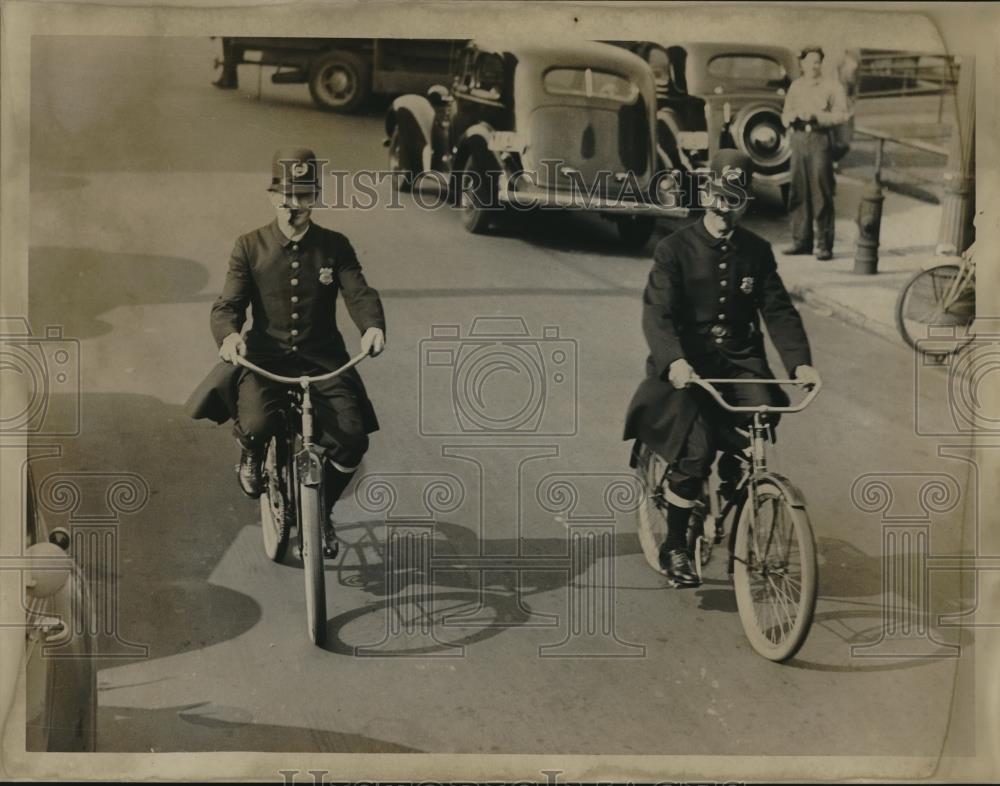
[323,541,339,559]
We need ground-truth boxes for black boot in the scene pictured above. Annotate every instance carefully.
[658,501,701,587]
[321,464,355,559]
[236,443,264,498]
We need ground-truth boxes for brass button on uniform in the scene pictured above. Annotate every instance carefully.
[721,280,728,287]
[291,278,299,286]
[719,296,727,303]
[718,313,726,320]
[291,312,299,320]
[714,337,723,344]
[719,262,728,270]
[292,244,299,251]
[291,329,299,336]
[291,295,299,303]
[291,261,300,269]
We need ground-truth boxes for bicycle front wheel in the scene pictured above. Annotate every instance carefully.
[733,479,817,662]
[298,460,327,647]
[895,264,975,355]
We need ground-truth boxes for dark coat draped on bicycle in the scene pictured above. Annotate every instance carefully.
[623,219,812,464]
[186,219,385,435]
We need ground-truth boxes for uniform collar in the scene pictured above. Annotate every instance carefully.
[268,219,314,248]
[693,217,738,249]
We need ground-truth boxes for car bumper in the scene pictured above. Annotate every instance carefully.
[497,178,690,217]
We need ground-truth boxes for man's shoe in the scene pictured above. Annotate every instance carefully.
[322,520,340,560]
[236,446,264,498]
[658,545,701,588]
[815,248,833,261]
[782,245,813,255]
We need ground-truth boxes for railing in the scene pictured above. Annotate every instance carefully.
[852,124,949,184]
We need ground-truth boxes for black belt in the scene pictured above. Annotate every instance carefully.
[686,322,756,340]
[791,123,826,134]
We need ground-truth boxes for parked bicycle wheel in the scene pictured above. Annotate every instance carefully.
[260,436,292,562]
[296,439,327,647]
[732,479,817,662]
[895,264,975,356]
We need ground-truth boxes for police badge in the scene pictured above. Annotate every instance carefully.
[740,276,755,294]
[319,266,334,285]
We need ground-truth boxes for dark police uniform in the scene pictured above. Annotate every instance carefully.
[623,218,811,500]
[186,219,385,469]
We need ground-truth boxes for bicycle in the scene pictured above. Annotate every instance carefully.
[235,351,368,647]
[634,377,822,662]
[895,243,976,360]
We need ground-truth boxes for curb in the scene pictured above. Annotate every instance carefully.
[787,282,902,347]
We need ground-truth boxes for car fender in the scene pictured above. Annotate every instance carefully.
[385,95,436,173]
[453,122,501,171]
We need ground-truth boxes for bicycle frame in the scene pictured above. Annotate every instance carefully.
[689,376,821,563]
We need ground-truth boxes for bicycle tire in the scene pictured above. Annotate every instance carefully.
[895,264,975,355]
[732,479,817,662]
[299,474,327,647]
[635,444,670,575]
[260,437,291,562]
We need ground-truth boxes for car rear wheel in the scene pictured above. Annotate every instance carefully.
[308,50,371,113]
[617,215,656,252]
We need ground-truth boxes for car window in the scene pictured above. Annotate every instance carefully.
[475,53,505,92]
[707,54,786,82]
[543,68,639,102]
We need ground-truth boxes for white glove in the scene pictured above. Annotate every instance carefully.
[219,333,246,364]
[668,358,696,390]
[360,327,385,357]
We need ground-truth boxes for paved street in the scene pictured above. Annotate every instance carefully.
[26,37,976,759]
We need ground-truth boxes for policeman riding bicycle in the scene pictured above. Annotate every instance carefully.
[624,150,821,588]
[187,147,386,558]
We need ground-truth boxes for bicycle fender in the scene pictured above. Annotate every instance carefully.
[753,472,808,508]
[296,450,323,487]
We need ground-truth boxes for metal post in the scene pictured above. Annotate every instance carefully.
[853,137,884,275]
[937,54,975,256]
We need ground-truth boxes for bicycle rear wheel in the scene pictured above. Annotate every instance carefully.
[635,443,709,576]
[732,479,817,662]
[895,264,975,355]
[260,437,291,562]
[297,446,327,647]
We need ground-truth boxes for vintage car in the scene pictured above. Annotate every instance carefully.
[5,461,98,752]
[384,39,689,249]
[621,41,797,204]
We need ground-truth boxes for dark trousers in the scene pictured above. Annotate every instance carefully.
[788,130,835,253]
[233,368,369,470]
[667,372,779,501]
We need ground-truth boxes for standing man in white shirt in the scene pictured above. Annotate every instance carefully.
[781,46,851,261]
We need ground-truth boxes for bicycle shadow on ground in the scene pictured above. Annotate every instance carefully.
[314,517,650,656]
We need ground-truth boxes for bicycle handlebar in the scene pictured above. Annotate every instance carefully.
[689,377,821,414]
[234,351,368,386]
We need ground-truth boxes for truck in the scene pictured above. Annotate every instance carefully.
[212,37,465,113]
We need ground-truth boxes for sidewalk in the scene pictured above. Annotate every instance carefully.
[769,174,946,345]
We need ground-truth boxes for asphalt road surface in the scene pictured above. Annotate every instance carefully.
[25,37,976,758]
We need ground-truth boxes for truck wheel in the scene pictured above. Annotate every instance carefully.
[308,50,371,113]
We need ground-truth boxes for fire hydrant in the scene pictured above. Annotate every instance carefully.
[854,138,885,275]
